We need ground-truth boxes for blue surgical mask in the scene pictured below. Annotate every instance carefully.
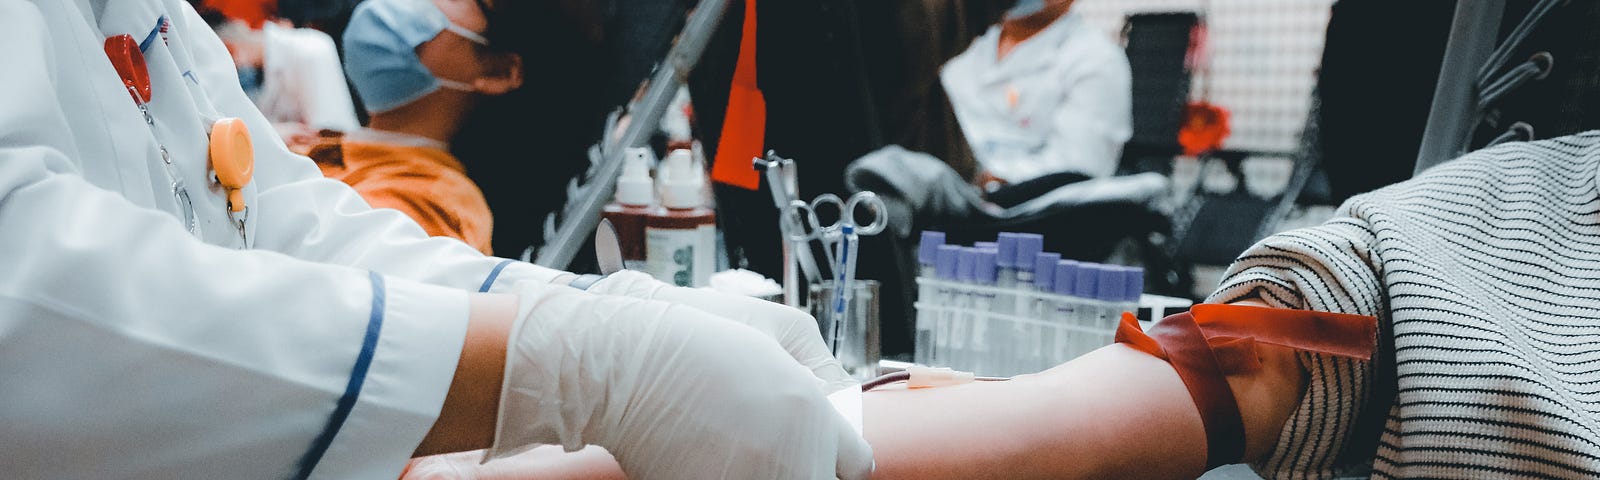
[343,0,490,113]
[1006,0,1047,20]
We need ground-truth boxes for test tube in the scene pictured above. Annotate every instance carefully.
[918,231,945,278]
[971,249,999,375]
[1095,267,1128,352]
[995,233,1021,288]
[1030,252,1061,372]
[992,234,1021,355]
[925,244,962,367]
[952,247,979,372]
[1124,266,1146,320]
[1013,234,1045,285]
[1071,264,1101,361]
[1051,260,1081,366]
[913,231,945,366]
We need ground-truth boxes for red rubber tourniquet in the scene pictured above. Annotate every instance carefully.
[1114,304,1377,468]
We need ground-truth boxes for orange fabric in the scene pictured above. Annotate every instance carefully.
[709,0,764,190]
[1177,102,1230,156]
[1124,311,1247,468]
[1189,304,1377,360]
[315,140,495,255]
[203,0,275,29]
[1114,306,1377,468]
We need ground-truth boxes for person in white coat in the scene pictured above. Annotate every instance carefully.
[941,0,1132,201]
[0,0,871,479]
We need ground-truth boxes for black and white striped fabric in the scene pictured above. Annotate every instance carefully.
[1208,132,1600,479]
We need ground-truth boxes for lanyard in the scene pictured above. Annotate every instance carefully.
[104,30,254,246]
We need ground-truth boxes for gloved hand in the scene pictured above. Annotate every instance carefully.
[586,270,854,390]
[402,447,623,480]
[489,281,874,480]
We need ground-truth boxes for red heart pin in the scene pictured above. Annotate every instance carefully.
[104,34,152,104]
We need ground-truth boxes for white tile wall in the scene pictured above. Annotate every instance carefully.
[1074,0,1334,154]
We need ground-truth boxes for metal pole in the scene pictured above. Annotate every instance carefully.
[1413,0,1504,176]
[536,0,733,268]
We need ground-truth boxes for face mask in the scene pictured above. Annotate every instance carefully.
[343,0,491,113]
[1006,0,1047,20]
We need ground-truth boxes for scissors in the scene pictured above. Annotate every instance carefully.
[781,193,887,264]
[781,192,887,353]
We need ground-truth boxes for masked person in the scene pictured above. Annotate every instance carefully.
[0,1,873,478]
[308,0,516,254]
[941,0,1132,205]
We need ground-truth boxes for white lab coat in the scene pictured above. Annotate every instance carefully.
[256,22,361,134]
[0,1,561,478]
[941,13,1133,183]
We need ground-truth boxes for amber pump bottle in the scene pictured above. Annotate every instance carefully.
[602,147,655,271]
[645,149,716,287]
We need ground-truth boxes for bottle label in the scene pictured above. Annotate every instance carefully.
[646,224,716,287]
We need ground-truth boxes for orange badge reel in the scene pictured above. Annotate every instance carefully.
[209,117,254,243]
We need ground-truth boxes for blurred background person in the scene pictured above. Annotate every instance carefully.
[941,0,1132,206]
[197,0,361,153]
[311,0,526,254]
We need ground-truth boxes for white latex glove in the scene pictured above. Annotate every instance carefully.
[489,282,874,480]
[587,270,854,390]
[403,447,623,480]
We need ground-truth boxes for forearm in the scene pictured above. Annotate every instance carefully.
[865,341,1302,479]
[415,293,519,456]
[864,345,1205,479]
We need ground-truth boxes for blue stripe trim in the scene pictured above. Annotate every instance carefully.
[295,272,387,479]
[478,259,514,293]
[139,16,166,52]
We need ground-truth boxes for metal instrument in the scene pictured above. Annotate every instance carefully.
[754,152,825,306]
[780,192,888,274]
[781,191,887,353]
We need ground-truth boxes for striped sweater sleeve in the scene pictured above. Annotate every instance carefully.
[1207,211,1389,479]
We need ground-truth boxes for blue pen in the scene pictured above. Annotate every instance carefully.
[830,224,858,357]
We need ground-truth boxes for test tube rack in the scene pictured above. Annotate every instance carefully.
[914,277,1139,378]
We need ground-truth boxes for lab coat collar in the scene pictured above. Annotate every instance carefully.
[977,13,1086,85]
[346,128,450,151]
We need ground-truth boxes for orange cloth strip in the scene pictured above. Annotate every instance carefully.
[1189,304,1377,360]
[709,0,765,190]
[1114,305,1377,468]
[1123,312,1246,468]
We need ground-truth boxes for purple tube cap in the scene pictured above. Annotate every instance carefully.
[1034,252,1062,289]
[1073,263,1100,298]
[1015,233,1044,271]
[973,241,998,251]
[996,232,1021,268]
[1125,267,1146,302]
[974,249,999,285]
[918,231,946,265]
[1053,260,1081,296]
[957,247,980,282]
[1097,267,1127,302]
[935,245,962,280]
